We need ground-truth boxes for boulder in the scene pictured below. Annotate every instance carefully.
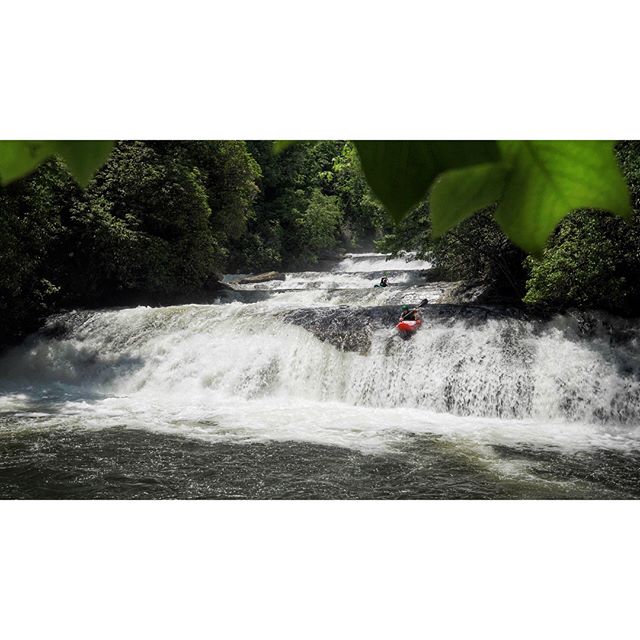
[438,281,490,304]
[237,271,286,284]
[203,275,234,292]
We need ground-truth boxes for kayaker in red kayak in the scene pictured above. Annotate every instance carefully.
[396,305,422,338]
[399,304,420,322]
[396,299,429,336]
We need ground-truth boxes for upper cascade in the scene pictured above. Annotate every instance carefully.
[335,252,432,272]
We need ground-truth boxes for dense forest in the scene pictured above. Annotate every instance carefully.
[2,140,640,349]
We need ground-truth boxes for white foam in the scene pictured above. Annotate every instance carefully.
[335,252,431,272]
[2,301,640,455]
[2,253,640,459]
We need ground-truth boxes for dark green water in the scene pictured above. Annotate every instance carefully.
[1,426,638,499]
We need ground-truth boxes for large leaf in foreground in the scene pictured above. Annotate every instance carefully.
[0,140,113,187]
[0,141,54,185]
[429,162,508,237]
[354,141,500,221]
[52,141,114,187]
[495,141,632,254]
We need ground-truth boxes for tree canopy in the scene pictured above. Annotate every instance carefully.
[0,140,632,255]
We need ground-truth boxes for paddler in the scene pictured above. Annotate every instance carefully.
[374,275,389,288]
[399,304,420,322]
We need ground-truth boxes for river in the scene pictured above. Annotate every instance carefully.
[1,252,640,498]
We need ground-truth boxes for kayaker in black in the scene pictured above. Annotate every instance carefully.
[379,276,388,287]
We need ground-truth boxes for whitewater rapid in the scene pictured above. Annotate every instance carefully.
[2,251,640,467]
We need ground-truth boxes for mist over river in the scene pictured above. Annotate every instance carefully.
[1,253,640,498]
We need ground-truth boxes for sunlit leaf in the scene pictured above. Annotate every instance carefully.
[354,141,500,222]
[0,141,54,185]
[430,162,508,238]
[495,141,632,254]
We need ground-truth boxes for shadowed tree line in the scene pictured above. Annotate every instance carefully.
[0,140,382,346]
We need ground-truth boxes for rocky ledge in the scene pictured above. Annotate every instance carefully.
[283,304,548,353]
[283,304,640,354]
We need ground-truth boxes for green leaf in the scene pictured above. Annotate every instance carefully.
[273,140,298,154]
[430,162,508,237]
[495,141,632,254]
[51,141,114,187]
[0,140,114,187]
[0,141,54,185]
[353,141,500,222]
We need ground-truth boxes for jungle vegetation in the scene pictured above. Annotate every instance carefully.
[1,139,640,347]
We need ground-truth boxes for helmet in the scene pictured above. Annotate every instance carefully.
[401,304,410,311]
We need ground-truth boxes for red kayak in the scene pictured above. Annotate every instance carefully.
[396,318,422,335]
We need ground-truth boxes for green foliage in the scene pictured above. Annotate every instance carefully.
[332,142,386,241]
[62,141,263,300]
[65,142,224,300]
[354,140,631,254]
[0,141,264,346]
[430,163,508,238]
[4,139,633,258]
[0,142,53,185]
[353,141,500,222]
[229,140,381,271]
[0,157,79,342]
[296,188,343,258]
[150,141,261,242]
[431,208,527,297]
[375,200,431,259]
[381,141,640,310]
[50,141,115,187]
[495,141,631,254]
[3,137,640,350]
[524,141,640,315]
[0,141,113,186]
[272,140,297,154]
[524,209,640,315]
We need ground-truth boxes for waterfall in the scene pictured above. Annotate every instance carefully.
[2,254,640,455]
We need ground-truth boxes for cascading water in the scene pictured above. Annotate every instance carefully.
[1,252,640,498]
[335,251,432,272]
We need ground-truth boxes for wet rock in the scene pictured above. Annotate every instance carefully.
[438,281,492,304]
[237,271,286,284]
[420,267,449,282]
[203,275,234,292]
[284,307,386,354]
[438,280,528,307]
[284,303,555,353]
[285,302,640,354]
